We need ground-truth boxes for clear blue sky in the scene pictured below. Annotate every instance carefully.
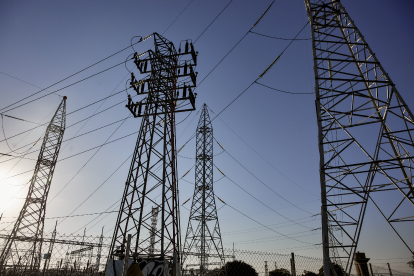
[0,0,413,273]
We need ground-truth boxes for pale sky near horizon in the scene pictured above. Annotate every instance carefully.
[1,0,413,273]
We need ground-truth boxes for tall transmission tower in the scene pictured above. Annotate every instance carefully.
[182,104,225,276]
[107,32,197,275]
[305,0,414,275]
[0,97,67,274]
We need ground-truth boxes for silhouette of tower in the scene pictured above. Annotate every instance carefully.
[0,97,67,274]
[182,104,225,276]
[305,0,414,275]
[107,32,197,274]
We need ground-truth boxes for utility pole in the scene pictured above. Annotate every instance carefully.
[305,0,414,275]
[107,33,197,275]
[182,104,225,276]
[0,97,67,274]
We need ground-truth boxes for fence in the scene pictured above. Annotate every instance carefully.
[0,234,412,276]
[370,263,412,276]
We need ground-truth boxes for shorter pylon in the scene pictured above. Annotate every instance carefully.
[182,104,225,276]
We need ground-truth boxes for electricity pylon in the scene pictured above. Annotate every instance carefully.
[107,32,197,274]
[305,0,414,275]
[182,104,225,276]
[149,207,159,257]
[0,97,67,274]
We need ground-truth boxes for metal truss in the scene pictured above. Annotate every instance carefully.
[305,0,414,275]
[182,104,225,276]
[107,32,197,269]
[0,97,67,274]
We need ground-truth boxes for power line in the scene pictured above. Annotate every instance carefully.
[52,152,133,226]
[66,87,126,116]
[0,72,63,97]
[0,117,132,165]
[194,0,235,44]
[61,72,129,154]
[212,82,255,121]
[48,115,132,204]
[222,199,313,245]
[223,216,318,236]
[0,91,131,148]
[250,31,311,41]
[212,114,319,197]
[255,81,314,95]
[1,211,118,220]
[0,38,146,113]
[162,0,195,35]
[225,230,319,245]
[2,59,130,114]
[215,139,313,215]
[195,0,276,91]
[214,164,313,228]
[209,22,310,122]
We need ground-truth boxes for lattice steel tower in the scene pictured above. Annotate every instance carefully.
[305,0,414,275]
[0,97,67,274]
[182,104,225,276]
[107,32,197,273]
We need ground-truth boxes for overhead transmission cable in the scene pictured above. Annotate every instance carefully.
[207,108,318,197]
[0,117,135,166]
[0,38,148,114]
[214,139,313,215]
[48,114,132,204]
[223,215,318,236]
[0,71,63,97]
[52,152,133,226]
[61,73,129,153]
[255,81,314,95]
[193,0,235,44]
[250,31,311,41]
[211,21,310,122]
[1,59,132,114]
[162,0,195,35]
[214,164,313,227]
[220,199,314,245]
[195,0,276,91]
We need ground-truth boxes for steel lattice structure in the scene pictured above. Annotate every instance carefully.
[305,0,414,275]
[182,104,225,276]
[107,32,197,273]
[0,97,66,274]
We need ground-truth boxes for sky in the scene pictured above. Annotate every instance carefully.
[0,0,414,273]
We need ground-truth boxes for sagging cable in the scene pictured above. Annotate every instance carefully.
[252,0,275,28]
[258,54,281,79]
